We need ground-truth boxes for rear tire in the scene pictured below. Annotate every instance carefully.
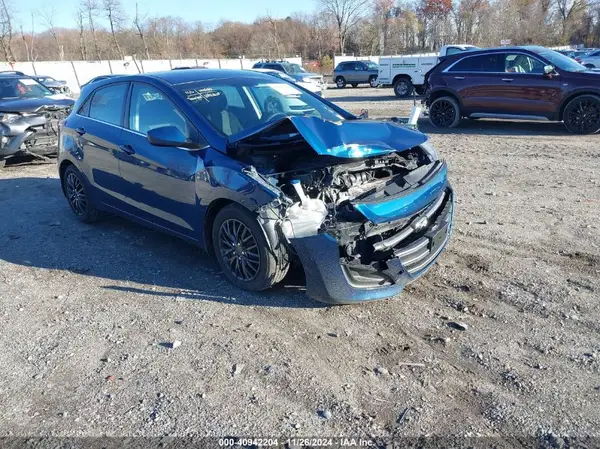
[393,78,413,98]
[369,76,378,88]
[335,77,346,88]
[563,94,600,134]
[62,165,102,223]
[429,96,461,128]
[584,64,595,69]
[212,204,290,292]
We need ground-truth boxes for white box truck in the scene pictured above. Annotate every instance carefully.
[377,45,479,97]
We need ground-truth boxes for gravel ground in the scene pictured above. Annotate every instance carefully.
[0,87,599,446]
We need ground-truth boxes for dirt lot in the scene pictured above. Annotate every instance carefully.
[0,87,599,446]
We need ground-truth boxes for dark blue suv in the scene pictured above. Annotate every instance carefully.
[58,69,453,304]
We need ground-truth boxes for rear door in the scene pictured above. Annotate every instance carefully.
[73,82,130,208]
[118,82,203,238]
[444,53,511,115]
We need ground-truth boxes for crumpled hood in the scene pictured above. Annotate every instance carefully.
[287,116,428,158]
[0,95,74,113]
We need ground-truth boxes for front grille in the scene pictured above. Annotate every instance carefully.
[341,189,453,288]
[394,191,452,276]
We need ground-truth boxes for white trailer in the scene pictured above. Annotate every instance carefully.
[377,45,478,97]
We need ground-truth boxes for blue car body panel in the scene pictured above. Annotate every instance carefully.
[353,163,448,224]
[289,116,428,158]
[58,69,453,304]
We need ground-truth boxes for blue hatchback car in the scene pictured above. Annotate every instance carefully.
[58,69,453,304]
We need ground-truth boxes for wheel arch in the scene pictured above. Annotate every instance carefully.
[392,74,413,85]
[558,90,600,121]
[58,160,75,196]
[426,89,463,109]
[203,198,279,259]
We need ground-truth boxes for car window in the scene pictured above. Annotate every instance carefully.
[88,83,127,126]
[179,79,344,137]
[504,54,545,74]
[355,63,365,71]
[128,83,189,137]
[0,77,53,99]
[366,62,378,69]
[449,54,502,72]
[590,50,600,57]
[264,64,283,72]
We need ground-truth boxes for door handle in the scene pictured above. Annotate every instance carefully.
[454,76,465,80]
[119,144,135,155]
[75,127,86,135]
[502,78,514,82]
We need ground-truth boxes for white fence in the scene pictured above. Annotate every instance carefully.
[0,57,303,94]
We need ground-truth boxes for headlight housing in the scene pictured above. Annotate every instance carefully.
[420,139,439,162]
[0,113,21,124]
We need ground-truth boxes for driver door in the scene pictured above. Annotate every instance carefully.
[500,52,563,118]
[118,82,203,239]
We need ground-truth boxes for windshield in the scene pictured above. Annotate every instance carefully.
[366,62,378,69]
[533,49,588,72]
[267,71,296,83]
[179,78,344,137]
[0,78,54,99]
[288,63,306,74]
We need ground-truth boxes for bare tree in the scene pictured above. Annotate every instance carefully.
[319,0,371,54]
[20,24,30,61]
[554,0,588,40]
[133,2,150,59]
[0,0,15,63]
[103,0,125,58]
[75,7,88,60]
[42,7,63,60]
[83,0,102,59]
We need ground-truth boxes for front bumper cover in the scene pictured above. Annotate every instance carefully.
[290,187,454,304]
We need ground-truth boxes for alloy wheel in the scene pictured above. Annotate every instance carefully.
[430,99,457,127]
[395,81,409,96]
[565,98,600,134]
[369,77,378,88]
[336,78,346,88]
[66,172,87,216]
[218,218,260,282]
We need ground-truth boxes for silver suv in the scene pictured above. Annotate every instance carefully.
[333,61,379,88]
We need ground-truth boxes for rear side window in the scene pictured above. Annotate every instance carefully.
[449,54,502,72]
[89,83,128,126]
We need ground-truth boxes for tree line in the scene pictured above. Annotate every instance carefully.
[0,0,599,66]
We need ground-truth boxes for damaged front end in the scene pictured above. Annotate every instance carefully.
[0,104,72,162]
[232,116,453,304]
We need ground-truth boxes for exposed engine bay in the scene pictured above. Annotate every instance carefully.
[233,118,447,282]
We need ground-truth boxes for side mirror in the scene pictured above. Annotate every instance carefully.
[543,65,555,75]
[147,126,199,150]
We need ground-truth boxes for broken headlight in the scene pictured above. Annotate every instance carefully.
[0,113,21,124]
[420,139,439,162]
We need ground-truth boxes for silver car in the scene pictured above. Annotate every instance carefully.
[333,60,379,88]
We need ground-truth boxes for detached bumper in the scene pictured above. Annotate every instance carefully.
[291,188,454,304]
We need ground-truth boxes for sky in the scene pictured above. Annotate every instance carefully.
[15,0,316,30]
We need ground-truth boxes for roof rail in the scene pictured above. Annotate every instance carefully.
[0,70,26,76]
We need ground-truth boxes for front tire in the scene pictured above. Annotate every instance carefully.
[393,78,413,98]
[563,94,600,134]
[212,204,289,292]
[62,165,102,223]
[335,77,346,89]
[429,96,461,128]
[369,76,378,88]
